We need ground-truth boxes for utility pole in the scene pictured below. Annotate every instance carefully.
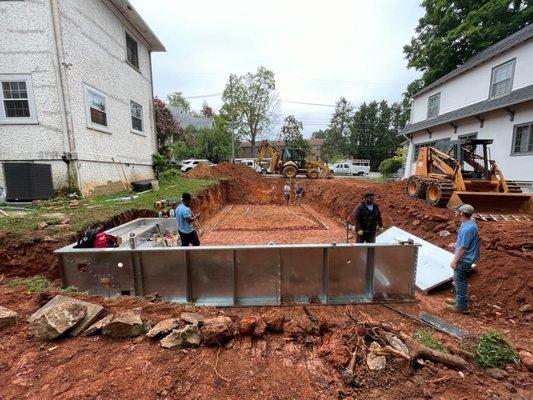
[230,74,236,163]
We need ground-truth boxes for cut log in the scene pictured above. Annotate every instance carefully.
[400,333,469,369]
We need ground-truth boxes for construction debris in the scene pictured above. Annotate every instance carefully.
[160,325,201,349]
[180,312,205,326]
[30,301,86,340]
[101,310,144,338]
[146,318,180,338]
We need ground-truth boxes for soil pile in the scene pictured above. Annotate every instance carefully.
[185,162,259,181]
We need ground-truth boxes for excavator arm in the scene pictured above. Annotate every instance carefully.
[256,141,281,174]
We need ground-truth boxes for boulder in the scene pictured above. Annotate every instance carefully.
[239,315,267,337]
[101,310,143,338]
[30,302,86,340]
[27,295,104,336]
[147,318,180,338]
[366,342,386,370]
[160,325,201,349]
[262,309,285,332]
[82,314,115,336]
[180,312,205,326]
[0,305,18,329]
[283,316,320,338]
[200,316,236,346]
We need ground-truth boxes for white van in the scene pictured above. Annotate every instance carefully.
[236,158,270,174]
[331,159,370,176]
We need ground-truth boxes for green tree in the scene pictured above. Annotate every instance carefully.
[280,115,303,144]
[404,0,532,86]
[311,129,328,139]
[168,91,191,111]
[153,97,182,159]
[322,97,354,157]
[220,67,280,156]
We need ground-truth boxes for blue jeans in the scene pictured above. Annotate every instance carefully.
[454,260,473,309]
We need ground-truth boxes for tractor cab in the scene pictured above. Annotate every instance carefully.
[436,139,494,180]
[281,148,306,169]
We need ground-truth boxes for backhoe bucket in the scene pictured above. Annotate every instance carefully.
[448,191,532,215]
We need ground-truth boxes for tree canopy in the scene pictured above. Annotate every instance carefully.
[167,91,191,111]
[153,97,182,158]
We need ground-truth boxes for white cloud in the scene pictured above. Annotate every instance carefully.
[130,0,424,136]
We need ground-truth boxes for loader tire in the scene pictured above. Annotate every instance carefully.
[425,180,453,207]
[307,169,319,179]
[406,176,427,199]
[282,165,298,178]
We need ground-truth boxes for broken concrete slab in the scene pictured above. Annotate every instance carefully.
[101,310,143,338]
[30,301,86,340]
[147,318,180,338]
[27,295,104,336]
[200,316,235,346]
[0,305,18,329]
[180,312,205,326]
[82,314,115,336]
[160,325,201,349]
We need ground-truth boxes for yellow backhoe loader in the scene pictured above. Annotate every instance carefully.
[256,140,333,179]
[406,139,531,214]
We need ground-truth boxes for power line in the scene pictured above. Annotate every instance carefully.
[282,100,336,107]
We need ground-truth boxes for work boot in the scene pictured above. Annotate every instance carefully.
[446,305,470,315]
[445,298,455,305]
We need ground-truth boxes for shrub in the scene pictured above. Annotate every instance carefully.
[6,276,51,293]
[379,157,403,177]
[476,332,520,369]
[152,152,171,177]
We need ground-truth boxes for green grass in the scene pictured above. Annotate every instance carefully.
[476,332,520,369]
[6,276,51,293]
[0,174,213,239]
[414,330,449,353]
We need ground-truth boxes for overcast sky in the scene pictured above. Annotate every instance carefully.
[130,0,424,137]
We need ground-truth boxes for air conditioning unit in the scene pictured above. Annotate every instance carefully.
[3,163,54,201]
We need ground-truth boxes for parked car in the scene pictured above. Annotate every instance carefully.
[180,159,213,172]
[330,160,370,176]
[236,158,270,174]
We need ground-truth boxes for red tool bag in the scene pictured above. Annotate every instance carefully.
[94,232,119,248]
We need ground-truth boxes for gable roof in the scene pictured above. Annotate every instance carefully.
[414,24,533,98]
[104,0,165,51]
[401,84,533,135]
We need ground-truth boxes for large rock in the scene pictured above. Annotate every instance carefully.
[160,325,201,349]
[180,312,205,326]
[82,314,115,336]
[101,310,143,338]
[262,309,285,332]
[385,333,409,356]
[283,316,320,338]
[147,318,180,338]
[518,350,533,371]
[30,302,86,340]
[366,342,386,371]
[239,315,267,337]
[200,316,236,346]
[27,295,104,336]
[0,305,18,329]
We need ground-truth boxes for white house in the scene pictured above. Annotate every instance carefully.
[402,25,533,188]
[0,0,165,197]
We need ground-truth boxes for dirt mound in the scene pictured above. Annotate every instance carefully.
[185,162,259,181]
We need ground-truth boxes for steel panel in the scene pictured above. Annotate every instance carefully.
[327,246,368,303]
[60,251,134,297]
[140,251,187,302]
[235,248,280,306]
[373,245,417,301]
[189,249,235,306]
[280,248,324,303]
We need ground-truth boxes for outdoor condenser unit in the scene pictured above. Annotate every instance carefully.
[3,162,54,201]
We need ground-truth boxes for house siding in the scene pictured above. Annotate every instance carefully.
[0,0,159,196]
[0,0,68,190]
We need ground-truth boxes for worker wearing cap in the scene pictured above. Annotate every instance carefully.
[447,204,479,314]
[176,192,200,246]
[354,192,384,243]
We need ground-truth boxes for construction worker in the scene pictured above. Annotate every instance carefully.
[176,192,200,246]
[283,181,291,205]
[446,204,479,314]
[354,192,383,243]
[295,182,304,205]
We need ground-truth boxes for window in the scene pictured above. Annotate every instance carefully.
[490,59,515,97]
[0,74,37,124]
[512,123,533,155]
[125,32,139,69]
[83,84,109,132]
[427,93,440,118]
[130,100,143,133]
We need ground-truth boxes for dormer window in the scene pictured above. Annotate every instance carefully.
[490,59,515,97]
[427,93,440,119]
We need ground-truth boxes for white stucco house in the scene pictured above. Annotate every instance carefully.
[402,24,533,188]
[0,0,165,197]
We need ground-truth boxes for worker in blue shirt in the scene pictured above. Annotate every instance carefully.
[447,204,479,314]
[176,192,200,246]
